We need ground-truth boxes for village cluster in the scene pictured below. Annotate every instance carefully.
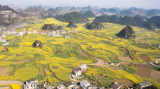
[0,28,71,46]
[23,64,153,89]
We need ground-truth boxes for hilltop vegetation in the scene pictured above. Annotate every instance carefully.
[46,8,57,14]
[55,11,89,23]
[42,24,62,30]
[116,26,136,39]
[86,21,105,30]
[0,18,160,88]
[84,10,96,18]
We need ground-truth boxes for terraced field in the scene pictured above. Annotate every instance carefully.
[0,18,160,88]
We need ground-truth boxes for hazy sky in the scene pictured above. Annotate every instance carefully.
[0,0,160,9]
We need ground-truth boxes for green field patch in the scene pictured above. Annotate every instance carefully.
[49,63,72,82]
[14,67,39,81]
[120,65,137,73]
[53,44,62,47]
[97,77,114,87]
[0,61,13,67]
[54,53,71,58]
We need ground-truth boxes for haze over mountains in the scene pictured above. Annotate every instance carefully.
[1,4,160,31]
[0,0,160,9]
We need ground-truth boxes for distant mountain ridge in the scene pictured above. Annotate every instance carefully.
[94,15,156,30]
[0,5,22,26]
[0,5,18,14]
[20,6,44,18]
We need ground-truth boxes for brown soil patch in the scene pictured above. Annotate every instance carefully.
[135,64,154,78]
[138,55,151,62]
[109,66,123,70]
[77,47,88,56]
[120,63,131,66]
[114,79,134,88]
[38,30,48,33]
[120,63,135,67]
[131,50,137,55]
[77,47,109,67]
[0,67,9,76]
[56,50,62,53]
[118,54,132,62]
[13,60,30,64]
[149,70,160,83]
[53,66,59,69]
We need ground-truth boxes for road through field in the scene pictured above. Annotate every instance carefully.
[77,47,108,67]
[0,80,23,85]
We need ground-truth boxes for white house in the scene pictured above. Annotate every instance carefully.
[0,37,6,42]
[88,86,98,89]
[48,33,53,36]
[80,80,91,89]
[61,30,66,34]
[52,31,56,34]
[33,31,38,34]
[46,86,53,89]
[40,32,47,34]
[1,34,6,37]
[56,31,60,34]
[11,31,17,34]
[53,34,60,37]
[57,84,66,89]
[111,82,122,89]
[3,42,10,46]
[109,62,114,66]
[154,59,160,64]
[23,79,39,89]
[12,33,20,36]
[23,30,26,33]
[72,68,82,77]
[64,35,70,39]
[138,81,151,89]
[79,64,87,71]
[27,31,32,34]
[18,32,24,36]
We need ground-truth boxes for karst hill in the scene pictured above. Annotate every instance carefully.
[116,26,136,39]
[55,11,89,23]
[86,21,105,30]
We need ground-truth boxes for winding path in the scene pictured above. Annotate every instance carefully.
[77,47,108,67]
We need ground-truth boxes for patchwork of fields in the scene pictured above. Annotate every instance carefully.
[0,18,160,88]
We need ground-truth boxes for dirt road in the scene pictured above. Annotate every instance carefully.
[2,22,27,31]
[0,80,23,85]
[77,47,108,67]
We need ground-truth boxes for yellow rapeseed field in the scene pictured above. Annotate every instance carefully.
[0,18,159,87]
